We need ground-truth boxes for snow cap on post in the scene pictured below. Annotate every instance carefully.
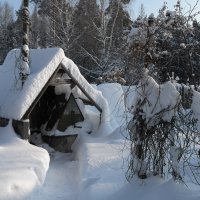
[20,0,30,87]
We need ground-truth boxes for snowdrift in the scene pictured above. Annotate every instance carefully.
[0,123,49,200]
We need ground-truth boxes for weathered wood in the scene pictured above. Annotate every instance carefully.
[57,93,84,132]
[20,0,30,85]
[45,94,66,131]
[49,78,73,86]
[12,119,30,140]
[29,86,55,131]
[79,98,95,106]
[22,0,29,44]
[0,118,9,127]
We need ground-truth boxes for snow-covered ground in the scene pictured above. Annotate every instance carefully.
[0,123,49,200]
[31,152,79,200]
[0,83,200,200]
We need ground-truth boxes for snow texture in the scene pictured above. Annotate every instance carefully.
[0,83,200,200]
[0,122,49,200]
[132,76,180,126]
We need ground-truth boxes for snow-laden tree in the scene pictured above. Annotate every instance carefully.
[0,0,133,83]
[69,0,133,82]
[126,12,155,84]
[69,0,101,75]
[0,2,14,64]
[126,68,200,184]
[128,0,200,85]
[93,0,133,84]
[31,0,76,51]
[155,1,200,85]
[30,5,49,48]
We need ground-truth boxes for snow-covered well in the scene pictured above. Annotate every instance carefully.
[0,48,111,142]
[0,47,113,162]
[0,48,108,123]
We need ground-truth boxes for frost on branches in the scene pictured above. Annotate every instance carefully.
[127,69,200,185]
[127,0,200,85]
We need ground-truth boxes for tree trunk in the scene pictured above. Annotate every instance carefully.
[20,0,30,86]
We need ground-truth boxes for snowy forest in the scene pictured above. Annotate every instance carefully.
[0,0,200,85]
[1,0,200,199]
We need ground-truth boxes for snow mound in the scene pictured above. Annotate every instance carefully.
[132,76,180,126]
[75,140,129,200]
[0,123,49,200]
[73,126,200,200]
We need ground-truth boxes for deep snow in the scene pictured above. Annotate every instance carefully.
[0,83,200,200]
[31,152,79,200]
[0,123,49,200]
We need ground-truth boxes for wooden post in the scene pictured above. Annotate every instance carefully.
[20,0,30,86]
[12,119,30,140]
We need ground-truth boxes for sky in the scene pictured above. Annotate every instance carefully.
[0,0,34,13]
[0,0,199,20]
[0,0,22,11]
[131,0,200,19]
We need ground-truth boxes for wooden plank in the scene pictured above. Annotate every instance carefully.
[49,78,73,86]
[79,98,95,106]
[57,93,84,132]
[45,94,66,131]
[0,117,9,127]
[12,119,30,140]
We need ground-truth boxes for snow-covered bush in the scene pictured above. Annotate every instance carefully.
[126,69,200,185]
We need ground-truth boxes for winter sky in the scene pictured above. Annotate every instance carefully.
[0,0,199,19]
[131,0,200,19]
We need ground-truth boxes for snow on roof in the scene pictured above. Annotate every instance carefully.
[0,48,107,121]
[0,48,65,120]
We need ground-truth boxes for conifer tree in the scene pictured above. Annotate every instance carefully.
[70,0,101,73]
[0,2,14,64]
